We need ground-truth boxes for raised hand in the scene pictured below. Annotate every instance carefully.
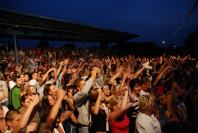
[57,89,65,100]
[79,58,84,62]
[92,67,100,72]
[143,61,152,70]
[117,65,123,73]
[51,67,57,72]
[59,61,64,66]
[97,88,102,95]
[31,95,40,106]
[123,85,129,92]
[64,58,70,65]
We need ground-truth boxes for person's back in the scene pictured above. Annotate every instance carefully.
[109,113,129,133]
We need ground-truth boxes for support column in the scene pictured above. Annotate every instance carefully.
[6,38,9,59]
[13,34,19,64]
[83,39,87,59]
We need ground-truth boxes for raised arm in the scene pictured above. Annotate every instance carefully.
[91,88,102,115]
[81,67,99,93]
[42,68,56,82]
[56,61,64,77]
[60,59,69,76]
[109,87,129,120]
[70,113,78,125]
[108,67,122,86]
[45,89,64,128]
[153,64,172,86]
[60,111,72,123]
[119,72,127,91]
[73,67,99,106]
[76,58,84,73]
[131,61,150,79]
[64,94,75,111]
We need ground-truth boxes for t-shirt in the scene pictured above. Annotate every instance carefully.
[136,113,161,133]
[11,85,21,110]
[109,113,129,133]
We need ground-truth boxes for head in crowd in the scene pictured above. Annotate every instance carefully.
[24,73,30,82]
[31,71,38,80]
[43,83,57,97]
[63,74,72,86]
[13,75,23,87]
[109,96,122,111]
[65,85,76,98]
[75,78,86,91]
[102,85,110,97]
[129,79,141,95]
[21,94,32,107]
[5,110,21,130]
[90,87,105,103]
[140,77,152,92]
[139,95,155,114]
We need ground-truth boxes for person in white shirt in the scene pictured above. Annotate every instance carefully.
[136,95,162,133]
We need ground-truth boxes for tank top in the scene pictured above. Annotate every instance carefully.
[91,110,107,132]
[109,113,129,133]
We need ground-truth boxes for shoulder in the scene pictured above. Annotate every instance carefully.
[136,113,152,125]
[12,86,20,91]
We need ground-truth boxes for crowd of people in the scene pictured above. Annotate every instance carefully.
[0,47,197,133]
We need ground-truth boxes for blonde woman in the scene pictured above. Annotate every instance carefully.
[109,86,132,133]
[136,95,162,133]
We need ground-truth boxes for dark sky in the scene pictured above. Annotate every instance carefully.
[1,0,198,47]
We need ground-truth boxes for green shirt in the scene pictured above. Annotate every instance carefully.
[11,86,21,110]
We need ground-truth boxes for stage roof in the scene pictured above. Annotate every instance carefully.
[0,8,138,42]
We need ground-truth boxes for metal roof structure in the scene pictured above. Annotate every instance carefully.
[0,8,138,42]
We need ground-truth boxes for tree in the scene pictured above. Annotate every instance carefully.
[185,29,198,56]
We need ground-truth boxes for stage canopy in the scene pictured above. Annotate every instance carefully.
[0,8,138,43]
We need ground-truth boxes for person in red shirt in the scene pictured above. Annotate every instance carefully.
[109,85,132,133]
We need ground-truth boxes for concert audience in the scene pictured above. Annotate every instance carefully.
[0,47,197,133]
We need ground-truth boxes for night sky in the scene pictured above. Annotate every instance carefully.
[1,0,198,47]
